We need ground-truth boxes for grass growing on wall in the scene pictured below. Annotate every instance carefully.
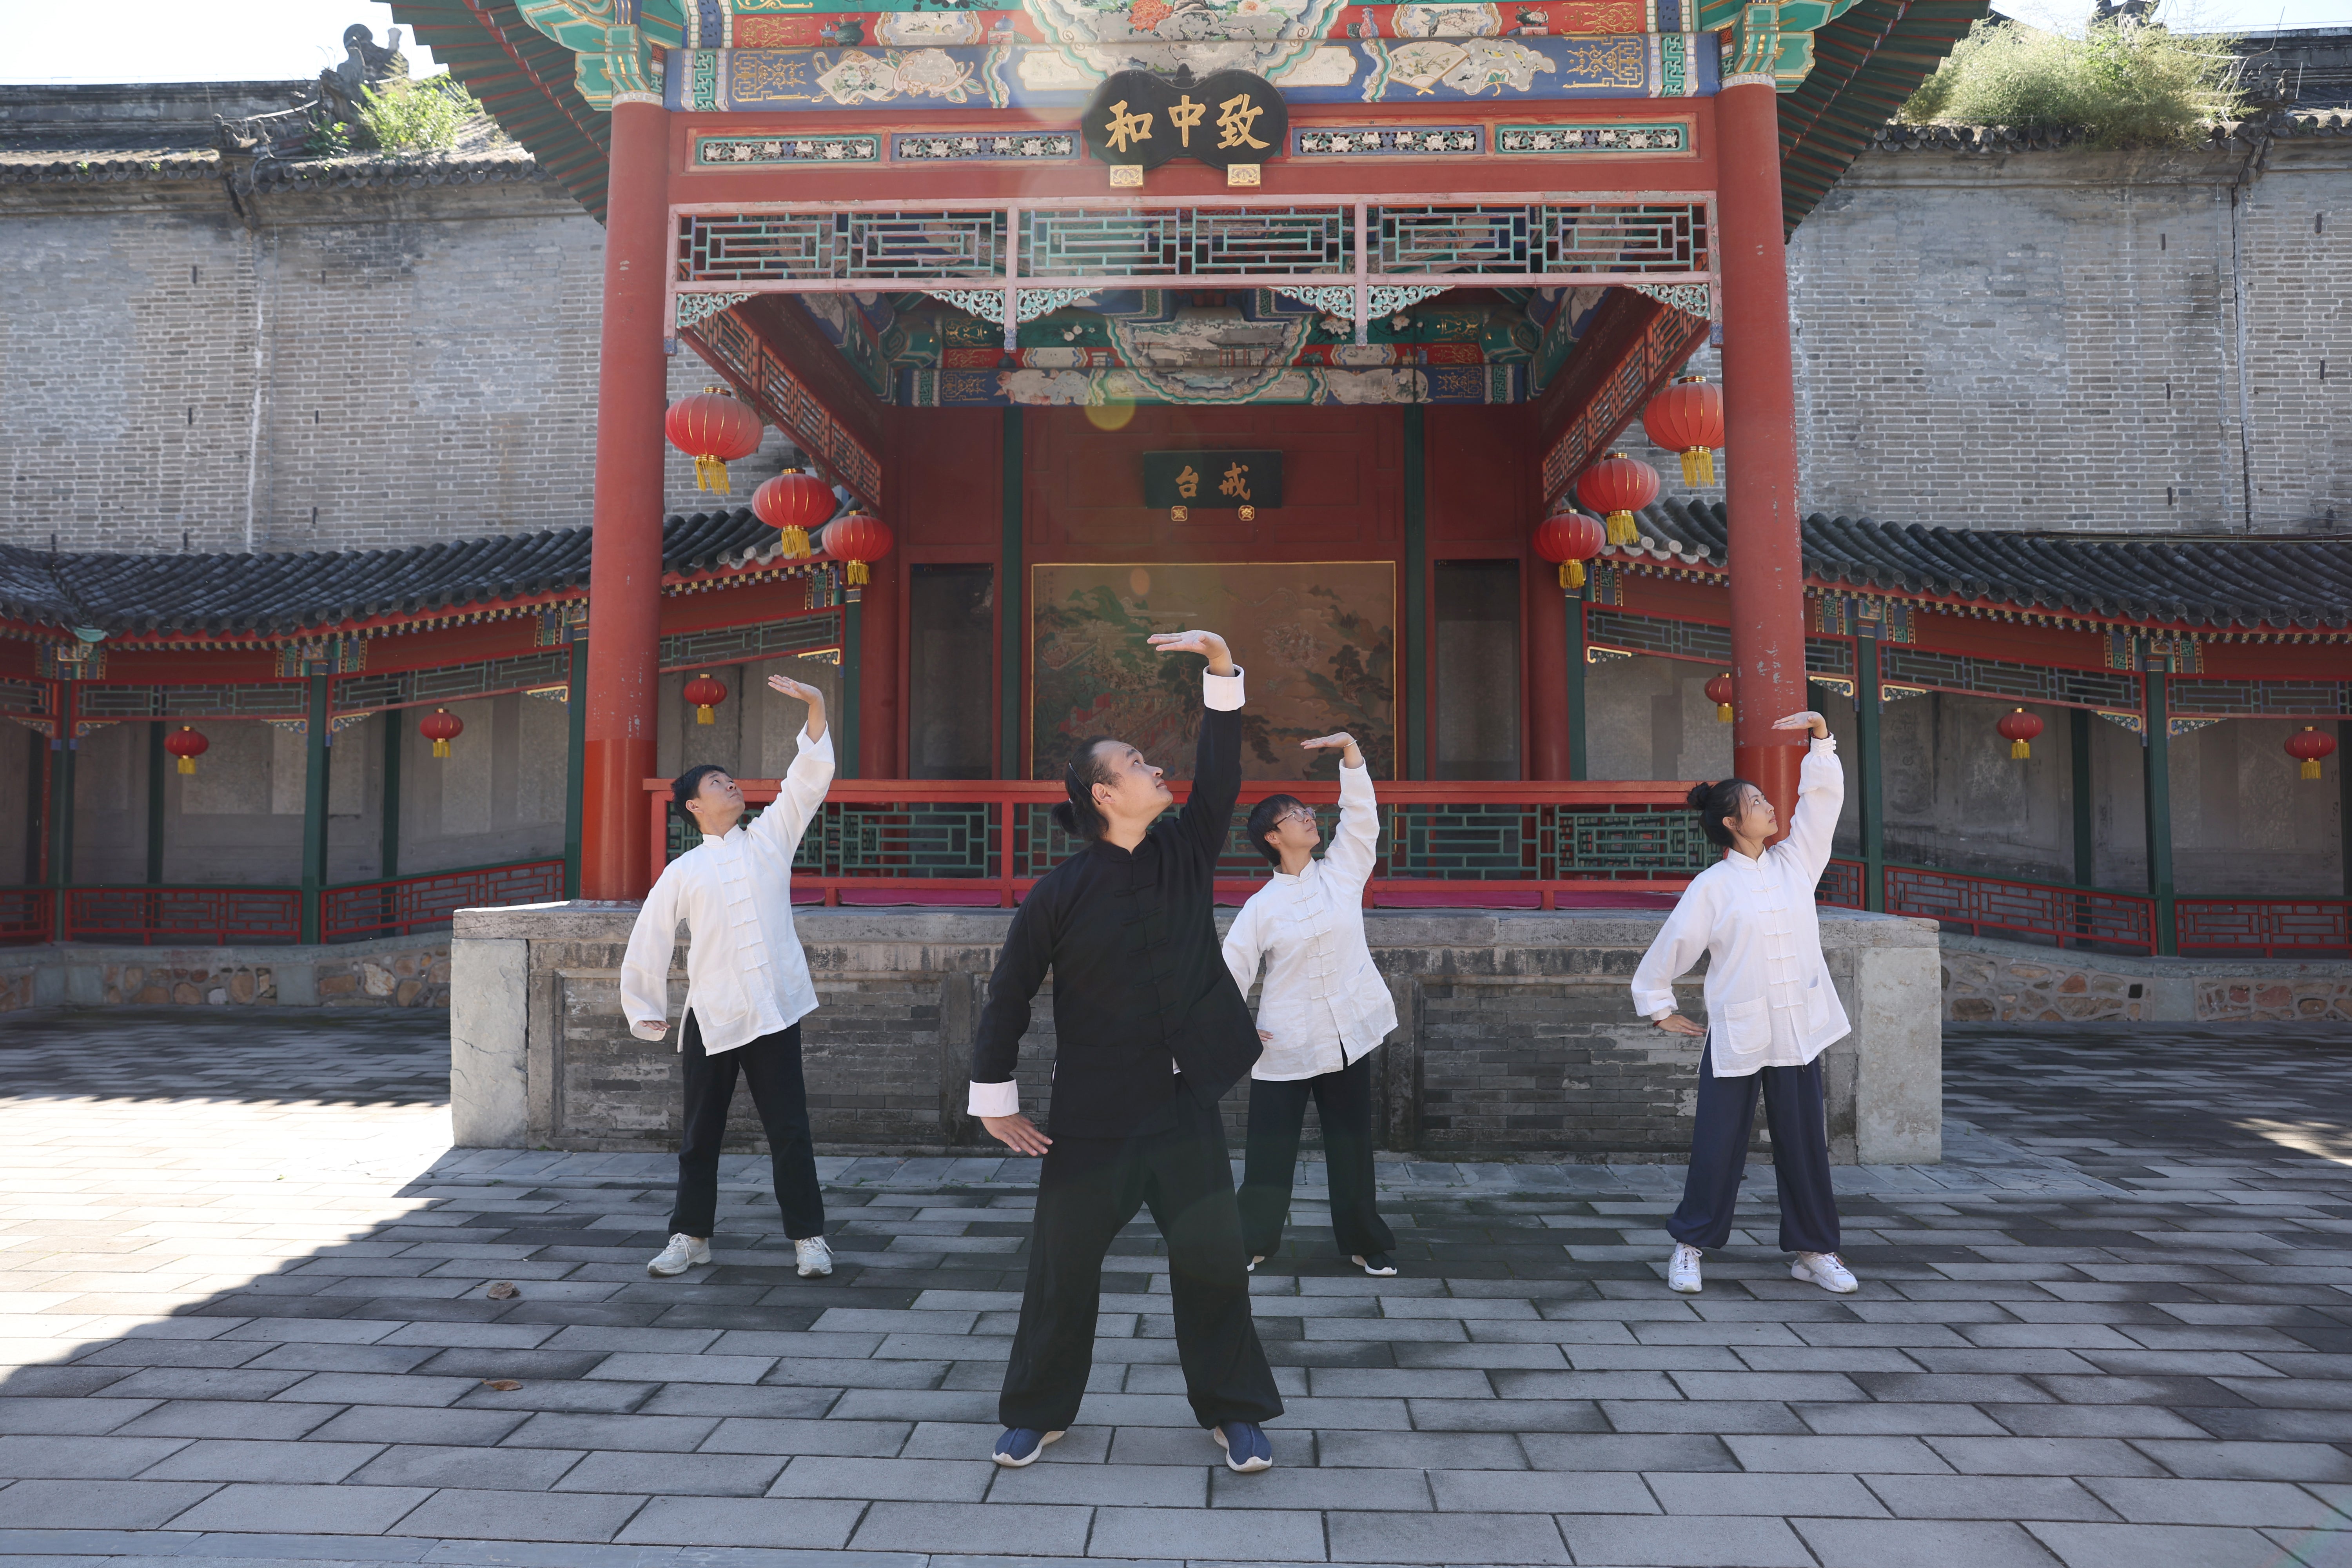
[1899,14,2244,147]
[356,76,485,154]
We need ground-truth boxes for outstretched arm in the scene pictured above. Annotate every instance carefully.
[1148,630,1244,864]
[1771,710,1844,880]
[1303,732,1379,886]
[747,674,835,856]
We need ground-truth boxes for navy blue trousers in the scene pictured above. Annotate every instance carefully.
[1667,1047,1840,1255]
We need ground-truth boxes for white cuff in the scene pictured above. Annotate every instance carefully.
[1810,734,1837,755]
[1631,992,1675,1019]
[1203,667,1246,711]
[797,724,834,760]
[968,1080,1020,1118]
[630,1020,670,1041]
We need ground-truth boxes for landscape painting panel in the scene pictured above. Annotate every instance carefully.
[1031,562,1396,781]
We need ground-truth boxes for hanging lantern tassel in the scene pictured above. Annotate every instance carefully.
[1705,673,1735,723]
[1532,510,1605,595]
[1575,453,1662,549]
[1642,376,1726,489]
[819,512,893,593]
[1997,707,2045,761]
[163,724,209,775]
[683,673,729,727]
[420,707,463,760]
[665,388,763,496]
[2287,724,2337,781]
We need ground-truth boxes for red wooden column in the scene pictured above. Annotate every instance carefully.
[581,99,671,900]
[1715,79,1809,837]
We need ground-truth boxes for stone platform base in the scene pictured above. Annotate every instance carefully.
[1940,932,2352,1023]
[451,901,1944,1165]
[0,934,452,1011]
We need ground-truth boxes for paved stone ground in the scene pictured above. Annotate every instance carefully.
[5,1010,2352,1567]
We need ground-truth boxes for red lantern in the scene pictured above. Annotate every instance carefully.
[1642,375,1726,487]
[752,469,834,558]
[665,388,762,494]
[1532,510,1607,590]
[683,673,729,726]
[1997,707,2045,760]
[419,707,464,760]
[820,512,893,587]
[2287,725,2337,781]
[1575,452,1661,547]
[1704,673,1735,723]
[163,724,209,775]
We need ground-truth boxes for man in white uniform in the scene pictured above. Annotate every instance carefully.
[622,673,837,1282]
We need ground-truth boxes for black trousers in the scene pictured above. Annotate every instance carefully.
[1667,1047,1840,1255]
[1000,1082,1283,1433]
[668,1012,826,1242]
[1238,1056,1395,1260]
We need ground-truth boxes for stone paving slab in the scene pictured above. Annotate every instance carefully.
[7,1010,2352,1566]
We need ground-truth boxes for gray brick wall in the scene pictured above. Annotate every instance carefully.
[0,177,791,553]
[7,139,2343,551]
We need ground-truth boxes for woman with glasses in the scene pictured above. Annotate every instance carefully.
[1223,731,1399,1277]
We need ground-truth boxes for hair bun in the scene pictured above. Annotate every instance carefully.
[1049,800,1078,833]
[1685,782,1714,812]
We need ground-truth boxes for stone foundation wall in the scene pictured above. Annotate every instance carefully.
[451,902,1944,1164]
[1940,933,2352,1023]
[0,936,450,1009]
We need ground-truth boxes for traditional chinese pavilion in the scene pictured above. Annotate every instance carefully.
[0,0,2342,978]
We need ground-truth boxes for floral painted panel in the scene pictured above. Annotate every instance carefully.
[1031,562,1396,780]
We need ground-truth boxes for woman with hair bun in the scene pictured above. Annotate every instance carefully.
[1630,709,1858,1298]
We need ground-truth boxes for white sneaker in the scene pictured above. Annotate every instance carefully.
[647,1234,711,1278]
[1793,1251,1858,1294]
[795,1236,834,1278]
[1247,1256,1262,1274]
[1667,1243,1703,1294]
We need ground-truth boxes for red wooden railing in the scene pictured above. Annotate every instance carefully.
[1821,857,2350,958]
[65,886,305,946]
[2176,898,2352,958]
[647,777,1709,909]
[322,859,567,942]
[0,886,53,947]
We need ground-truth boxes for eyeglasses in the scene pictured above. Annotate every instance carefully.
[1273,806,1318,828]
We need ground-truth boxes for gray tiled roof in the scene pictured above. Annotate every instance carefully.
[1629,500,2352,632]
[0,511,779,638]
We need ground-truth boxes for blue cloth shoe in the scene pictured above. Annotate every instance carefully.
[1209,1420,1273,1472]
[991,1426,1063,1468]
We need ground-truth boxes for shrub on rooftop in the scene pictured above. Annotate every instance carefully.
[1898,10,2243,148]
[354,74,483,154]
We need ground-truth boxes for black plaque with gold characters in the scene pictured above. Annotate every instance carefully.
[1080,70,1181,169]
[1081,70,1286,172]
[1142,450,1283,510]
[1188,70,1287,170]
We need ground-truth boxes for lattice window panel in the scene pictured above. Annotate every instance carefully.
[1805,638,1853,678]
[1586,610,1731,664]
[1019,207,1352,280]
[76,683,311,719]
[679,212,1005,284]
[797,802,1000,880]
[1816,858,1867,909]
[1373,201,1706,276]
[1880,649,2140,710]
[335,651,572,713]
[662,613,844,671]
[0,679,51,717]
[1554,809,1708,875]
[2168,679,2352,718]
[2176,898,2350,955]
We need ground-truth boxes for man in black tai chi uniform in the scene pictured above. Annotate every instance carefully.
[969,627,1283,1473]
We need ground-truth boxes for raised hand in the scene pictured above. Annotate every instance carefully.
[1146,629,1235,676]
[768,673,828,740]
[1772,710,1828,740]
[1298,731,1364,768]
